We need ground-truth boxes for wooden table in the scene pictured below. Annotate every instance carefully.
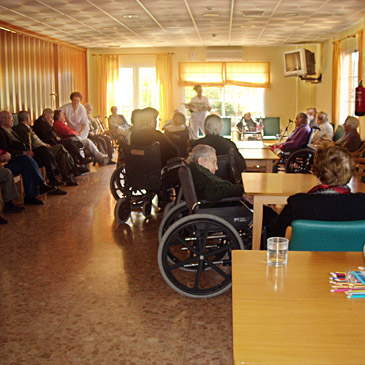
[232,250,365,365]
[239,148,280,172]
[235,141,269,149]
[242,173,365,250]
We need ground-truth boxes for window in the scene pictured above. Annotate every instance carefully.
[339,50,359,124]
[184,85,265,119]
[115,65,157,120]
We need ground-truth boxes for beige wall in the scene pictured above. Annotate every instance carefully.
[87,27,361,135]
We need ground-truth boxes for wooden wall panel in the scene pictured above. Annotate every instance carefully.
[57,45,87,107]
[0,26,87,121]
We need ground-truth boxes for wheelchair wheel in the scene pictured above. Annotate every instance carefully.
[285,148,315,174]
[142,200,152,218]
[158,202,189,242]
[110,165,126,200]
[114,198,131,224]
[158,214,244,298]
[163,201,175,217]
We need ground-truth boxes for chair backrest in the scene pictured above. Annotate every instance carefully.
[216,149,240,184]
[123,142,162,191]
[333,125,345,142]
[288,219,365,251]
[177,165,198,213]
[306,126,320,147]
[165,129,190,158]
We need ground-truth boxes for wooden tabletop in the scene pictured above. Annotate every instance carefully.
[235,140,269,149]
[232,250,365,365]
[242,173,365,195]
[239,148,280,161]
[242,172,318,196]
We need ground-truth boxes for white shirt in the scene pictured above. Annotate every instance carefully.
[60,103,89,139]
[312,121,333,144]
[189,95,210,123]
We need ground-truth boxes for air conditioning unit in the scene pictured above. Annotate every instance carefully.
[206,48,243,61]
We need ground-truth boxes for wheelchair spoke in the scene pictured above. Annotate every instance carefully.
[193,260,204,289]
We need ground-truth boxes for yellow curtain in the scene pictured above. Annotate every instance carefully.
[95,54,119,127]
[332,41,341,127]
[179,62,224,87]
[179,61,270,88]
[225,62,270,88]
[155,53,174,125]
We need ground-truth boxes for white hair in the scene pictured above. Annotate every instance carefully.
[186,145,216,164]
[344,116,359,130]
[204,114,224,135]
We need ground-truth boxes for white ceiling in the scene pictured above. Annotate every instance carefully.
[0,0,364,49]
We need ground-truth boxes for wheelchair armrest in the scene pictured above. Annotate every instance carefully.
[192,197,253,214]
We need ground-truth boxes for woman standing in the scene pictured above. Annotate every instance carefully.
[188,84,211,136]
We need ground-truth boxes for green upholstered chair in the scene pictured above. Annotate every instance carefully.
[286,220,365,251]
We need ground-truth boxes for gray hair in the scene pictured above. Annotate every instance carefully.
[18,110,29,122]
[84,103,92,111]
[317,111,328,124]
[42,108,54,117]
[186,144,216,164]
[344,116,359,130]
[204,114,224,135]
[296,112,309,125]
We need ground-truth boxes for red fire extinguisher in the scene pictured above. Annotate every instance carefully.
[355,80,365,116]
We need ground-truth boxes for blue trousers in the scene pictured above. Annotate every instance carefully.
[6,155,44,198]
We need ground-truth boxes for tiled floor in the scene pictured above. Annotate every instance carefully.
[0,163,233,364]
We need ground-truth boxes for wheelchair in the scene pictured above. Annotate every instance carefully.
[158,149,242,241]
[113,142,162,224]
[158,164,253,298]
[277,125,319,173]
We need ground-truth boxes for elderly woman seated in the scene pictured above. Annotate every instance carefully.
[190,114,247,173]
[187,144,244,201]
[335,116,362,152]
[269,145,365,237]
[271,112,311,154]
[108,106,130,140]
[311,111,333,146]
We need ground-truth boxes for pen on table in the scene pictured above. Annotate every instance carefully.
[331,288,365,292]
[347,294,365,298]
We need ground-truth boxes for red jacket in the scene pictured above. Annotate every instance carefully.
[53,120,78,137]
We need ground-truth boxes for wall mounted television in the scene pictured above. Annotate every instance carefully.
[283,48,315,77]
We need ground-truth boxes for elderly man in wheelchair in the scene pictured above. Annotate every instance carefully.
[271,112,319,173]
[158,144,277,298]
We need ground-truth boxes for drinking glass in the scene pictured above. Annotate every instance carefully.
[267,237,289,267]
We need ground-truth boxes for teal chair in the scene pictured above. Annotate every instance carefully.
[287,220,365,251]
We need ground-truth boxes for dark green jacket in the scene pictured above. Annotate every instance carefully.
[189,162,244,201]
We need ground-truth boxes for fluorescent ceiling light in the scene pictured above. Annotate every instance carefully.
[123,14,139,19]
[203,13,219,17]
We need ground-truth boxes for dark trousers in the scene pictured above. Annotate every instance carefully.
[89,134,113,159]
[33,146,58,179]
[6,155,44,198]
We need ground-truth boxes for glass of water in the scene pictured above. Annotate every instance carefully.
[267,237,289,267]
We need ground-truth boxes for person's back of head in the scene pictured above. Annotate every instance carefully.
[312,145,354,187]
[171,112,186,126]
[204,114,224,136]
[317,111,328,124]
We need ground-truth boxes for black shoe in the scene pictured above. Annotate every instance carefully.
[39,183,56,195]
[24,197,44,205]
[47,187,67,196]
[64,179,78,186]
[107,160,116,165]
[0,215,8,224]
[48,178,66,187]
[3,202,25,213]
